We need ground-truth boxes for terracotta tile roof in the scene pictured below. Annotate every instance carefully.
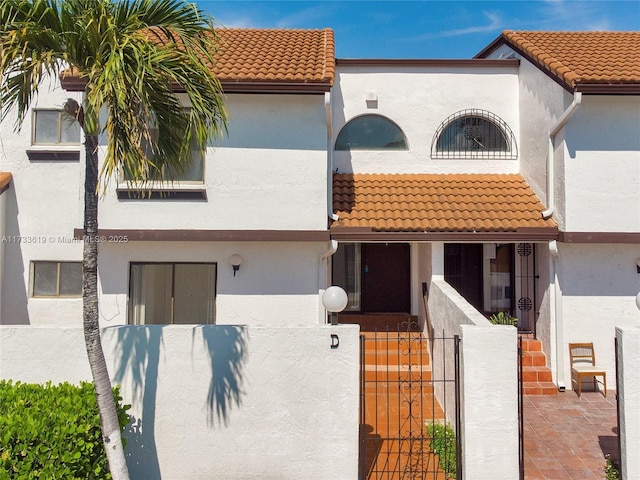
[60,28,335,92]
[332,173,557,232]
[214,28,335,87]
[477,31,640,93]
[0,172,12,193]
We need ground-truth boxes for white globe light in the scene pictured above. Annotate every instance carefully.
[636,291,640,311]
[322,286,348,313]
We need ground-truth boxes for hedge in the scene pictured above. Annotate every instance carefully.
[0,380,130,479]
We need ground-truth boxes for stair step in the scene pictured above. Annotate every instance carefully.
[523,382,558,396]
[522,366,553,383]
[521,351,547,367]
[521,338,542,352]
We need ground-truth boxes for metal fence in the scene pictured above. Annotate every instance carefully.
[359,323,460,479]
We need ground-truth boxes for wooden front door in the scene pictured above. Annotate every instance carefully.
[361,243,411,313]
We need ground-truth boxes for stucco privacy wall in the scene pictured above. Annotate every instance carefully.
[558,243,640,390]
[95,241,329,327]
[616,326,640,480]
[563,96,640,233]
[0,324,360,480]
[98,94,328,231]
[459,324,518,480]
[427,277,518,479]
[332,65,520,175]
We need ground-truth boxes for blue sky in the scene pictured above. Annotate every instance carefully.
[197,0,640,58]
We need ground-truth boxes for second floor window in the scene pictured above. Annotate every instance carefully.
[32,110,81,145]
[335,114,408,151]
[123,115,205,183]
[432,109,517,159]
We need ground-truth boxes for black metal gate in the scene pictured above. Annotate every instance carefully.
[359,323,461,480]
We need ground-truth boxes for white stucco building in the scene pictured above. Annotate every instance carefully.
[1,25,639,420]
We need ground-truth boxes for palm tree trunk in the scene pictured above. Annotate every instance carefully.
[83,134,130,480]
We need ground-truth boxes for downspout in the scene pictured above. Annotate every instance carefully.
[542,92,582,219]
[549,241,566,390]
[318,239,339,324]
[325,92,339,222]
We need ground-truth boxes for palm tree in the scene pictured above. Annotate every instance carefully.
[1,0,227,477]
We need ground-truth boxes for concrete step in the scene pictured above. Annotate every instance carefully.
[523,382,558,395]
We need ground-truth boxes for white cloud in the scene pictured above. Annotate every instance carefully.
[410,10,504,40]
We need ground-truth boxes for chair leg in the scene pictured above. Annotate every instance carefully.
[577,375,582,398]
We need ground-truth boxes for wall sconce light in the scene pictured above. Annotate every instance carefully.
[322,286,348,325]
[230,254,242,277]
[636,258,640,274]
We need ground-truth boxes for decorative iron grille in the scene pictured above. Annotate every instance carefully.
[359,321,461,479]
[431,109,517,159]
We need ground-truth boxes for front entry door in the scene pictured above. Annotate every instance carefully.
[362,243,410,313]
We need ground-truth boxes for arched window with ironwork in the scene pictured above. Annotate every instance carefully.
[335,114,408,151]
[431,109,517,159]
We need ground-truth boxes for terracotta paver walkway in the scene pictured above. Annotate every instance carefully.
[523,391,618,479]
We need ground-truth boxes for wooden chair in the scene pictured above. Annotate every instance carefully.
[568,343,606,398]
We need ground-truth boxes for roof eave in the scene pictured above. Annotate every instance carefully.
[575,83,640,95]
[337,58,519,68]
[330,226,559,242]
[60,76,332,94]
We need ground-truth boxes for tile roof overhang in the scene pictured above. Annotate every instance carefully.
[0,172,12,194]
[61,28,335,94]
[331,173,558,242]
[475,31,640,95]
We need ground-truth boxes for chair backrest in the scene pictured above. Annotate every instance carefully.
[569,342,596,366]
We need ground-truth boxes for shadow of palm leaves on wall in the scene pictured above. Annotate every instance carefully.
[195,325,249,428]
[112,326,165,479]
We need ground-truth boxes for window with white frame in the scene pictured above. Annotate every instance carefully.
[431,109,517,159]
[31,261,82,297]
[129,263,216,324]
[32,110,81,145]
[335,114,408,151]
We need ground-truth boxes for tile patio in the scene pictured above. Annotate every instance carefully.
[523,391,618,480]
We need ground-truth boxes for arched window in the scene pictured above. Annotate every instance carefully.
[431,109,517,159]
[335,114,408,151]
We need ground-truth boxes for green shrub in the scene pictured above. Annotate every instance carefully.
[426,421,457,478]
[604,455,620,480]
[488,311,518,326]
[0,380,130,479]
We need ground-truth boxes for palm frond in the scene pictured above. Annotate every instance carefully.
[2,0,227,188]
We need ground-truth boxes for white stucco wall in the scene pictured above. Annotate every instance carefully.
[557,243,640,391]
[0,186,6,320]
[333,65,520,174]
[0,77,331,326]
[95,240,330,327]
[616,326,640,480]
[98,94,329,231]
[0,324,360,480]
[515,56,568,207]
[459,324,518,480]
[562,96,640,233]
[0,77,84,325]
